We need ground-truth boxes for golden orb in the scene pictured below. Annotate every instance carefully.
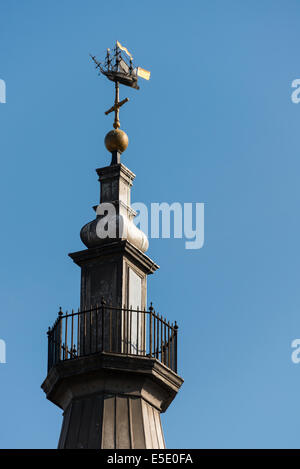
[105,129,129,153]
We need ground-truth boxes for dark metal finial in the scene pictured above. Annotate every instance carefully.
[58,307,63,317]
[101,297,106,306]
[149,302,154,312]
[110,150,121,165]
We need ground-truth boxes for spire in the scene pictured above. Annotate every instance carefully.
[41,43,183,450]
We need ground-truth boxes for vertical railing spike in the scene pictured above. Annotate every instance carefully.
[149,305,153,358]
[65,313,68,360]
[168,320,170,368]
[77,308,80,358]
[137,305,139,356]
[122,304,126,354]
[71,309,74,356]
[143,305,146,355]
[174,321,178,373]
[129,305,132,355]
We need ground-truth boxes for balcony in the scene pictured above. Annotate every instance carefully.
[47,299,178,374]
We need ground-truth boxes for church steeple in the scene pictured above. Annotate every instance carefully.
[41,42,183,449]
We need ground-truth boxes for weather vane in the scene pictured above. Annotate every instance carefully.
[90,41,150,163]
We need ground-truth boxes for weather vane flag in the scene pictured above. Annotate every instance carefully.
[90,41,150,164]
[116,40,133,60]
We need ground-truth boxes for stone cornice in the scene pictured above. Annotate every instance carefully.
[69,240,159,274]
[41,352,183,413]
[96,163,136,186]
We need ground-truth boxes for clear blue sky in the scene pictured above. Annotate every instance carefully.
[1,0,300,449]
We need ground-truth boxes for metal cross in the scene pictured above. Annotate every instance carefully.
[105,81,129,129]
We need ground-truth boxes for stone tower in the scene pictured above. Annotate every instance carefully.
[41,43,183,449]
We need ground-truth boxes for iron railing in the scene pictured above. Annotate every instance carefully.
[47,299,178,373]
